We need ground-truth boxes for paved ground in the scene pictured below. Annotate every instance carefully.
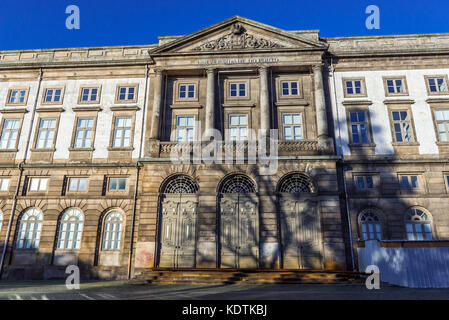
[0,281,448,300]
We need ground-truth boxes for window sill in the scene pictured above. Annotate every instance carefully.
[36,107,65,113]
[0,148,18,153]
[72,106,102,112]
[222,102,255,108]
[348,143,376,148]
[275,100,309,106]
[68,147,95,152]
[30,148,56,152]
[391,142,420,146]
[107,147,134,151]
[169,103,203,109]
[341,99,372,106]
[383,98,414,104]
[0,108,28,114]
[110,105,140,111]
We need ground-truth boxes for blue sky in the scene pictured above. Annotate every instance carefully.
[1,0,448,50]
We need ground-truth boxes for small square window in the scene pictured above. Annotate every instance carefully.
[7,89,28,104]
[44,88,63,103]
[29,178,48,192]
[385,78,407,95]
[355,176,374,190]
[400,175,419,189]
[344,79,365,96]
[427,77,448,94]
[0,178,10,191]
[68,177,87,192]
[229,83,246,97]
[280,81,299,96]
[178,84,196,99]
[117,86,137,102]
[109,178,127,191]
[79,87,100,103]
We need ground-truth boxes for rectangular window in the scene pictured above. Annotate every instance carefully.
[349,111,370,144]
[117,86,136,102]
[0,119,20,149]
[230,83,246,97]
[109,177,127,191]
[68,177,87,192]
[427,77,448,93]
[179,84,195,99]
[386,79,406,94]
[401,175,419,189]
[392,110,413,142]
[0,178,10,192]
[80,87,100,103]
[44,88,62,103]
[29,178,48,192]
[8,89,27,104]
[112,117,132,148]
[344,79,365,96]
[229,114,248,141]
[281,81,299,96]
[356,176,374,190]
[36,118,57,149]
[74,118,94,148]
[282,113,302,140]
[435,109,449,142]
[175,116,195,142]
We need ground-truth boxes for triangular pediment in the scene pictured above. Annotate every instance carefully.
[151,16,327,54]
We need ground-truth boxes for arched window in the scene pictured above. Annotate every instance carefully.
[219,174,256,193]
[277,173,314,193]
[57,208,84,250]
[162,175,198,194]
[102,211,123,251]
[405,208,433,240]
[16,208,43,249]
[359,210,382,240]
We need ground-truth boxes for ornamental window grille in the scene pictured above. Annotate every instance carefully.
[162,175,199,194]
[278,173,314,193]
[219,174,256,194]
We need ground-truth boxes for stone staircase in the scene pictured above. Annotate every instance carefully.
[132,268,365,285]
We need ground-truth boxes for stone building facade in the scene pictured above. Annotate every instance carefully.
[0,16,447,279]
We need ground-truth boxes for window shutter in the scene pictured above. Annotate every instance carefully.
[22,176,29,196]
[101,175,108,196]
[61,176,68,196]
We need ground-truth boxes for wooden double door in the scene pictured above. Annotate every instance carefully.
[278,196,323,269]
[158,194,198,268]
[219,194,259,268]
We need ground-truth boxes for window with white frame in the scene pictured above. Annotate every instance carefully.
[427,77,448,93]
[16,208,43,249]
[359,210,382,240]
[74,118,94,148]
[344,79,364,96]
[229,114,248,141]
[80,87,100,102]
[229,83,246,97]
[178,84,195,99]
[282,113,302,140]
[0,178,9,192]
[29,177,48,192]
[405,208,433,240]
[57,208,84,250]
[434,109,449,142]
[8,89,27,104]
[36,118,57,149]
[43,88,62,103]
[391,110,414,142]
[175,116,195,142]
[112,117,132,148]
[68,177,87,192]
[281,81,299,96]
[0,119,20,149]
[400,175,419,189]
[109,177,127,192]
[355,176,374,190]
[117,86,136,101]
[386,79,406,94]
[102,211,123,250]
[349,111,370,144]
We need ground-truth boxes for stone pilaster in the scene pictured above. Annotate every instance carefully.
[259,66,270,133]
[204,68,215,139]
[149,69,163,141]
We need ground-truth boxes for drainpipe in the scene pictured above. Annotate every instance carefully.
[329,58,356,271]
[127,64,149,279]
[0,68,43,278]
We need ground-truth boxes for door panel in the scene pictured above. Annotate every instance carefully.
[159,196,198,268]
[219,195,259,268]
[279,197,323,269]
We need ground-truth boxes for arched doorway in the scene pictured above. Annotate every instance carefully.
[277,173,323,269]
[218,173,259,268]
[158,174,199,268]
